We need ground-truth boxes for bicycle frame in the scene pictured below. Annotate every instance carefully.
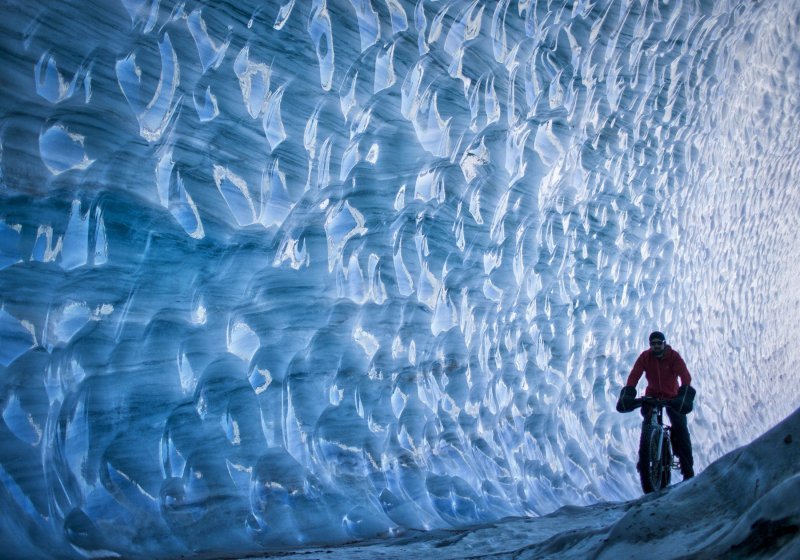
[635,397,676,492]
[647,404,672,456]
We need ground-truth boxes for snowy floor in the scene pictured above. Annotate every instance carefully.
[240,406,800,560]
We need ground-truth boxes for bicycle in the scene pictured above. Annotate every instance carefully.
[633,397,680,493]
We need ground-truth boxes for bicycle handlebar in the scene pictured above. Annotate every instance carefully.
[631,396,674,409]
[618,388,695,415]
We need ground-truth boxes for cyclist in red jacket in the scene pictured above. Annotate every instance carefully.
[622,331,695,480]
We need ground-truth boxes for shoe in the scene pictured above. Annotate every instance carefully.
[682,469,694,480]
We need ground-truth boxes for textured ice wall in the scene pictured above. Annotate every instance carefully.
[668,2,800,459]
[0,0,798,557]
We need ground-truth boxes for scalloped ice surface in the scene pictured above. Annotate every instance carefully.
[0,0,799,557]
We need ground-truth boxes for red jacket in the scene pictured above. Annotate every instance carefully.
[626,345,691,399]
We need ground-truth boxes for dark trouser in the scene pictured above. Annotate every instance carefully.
[640,405,694,477]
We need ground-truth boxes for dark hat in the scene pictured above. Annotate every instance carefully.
[649,331,666,342]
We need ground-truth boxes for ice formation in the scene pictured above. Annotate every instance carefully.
[0,0,798,557]
[162,405,800,559]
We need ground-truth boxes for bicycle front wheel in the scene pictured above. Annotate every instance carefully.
[660,434,673,488]
[638,425,664,493]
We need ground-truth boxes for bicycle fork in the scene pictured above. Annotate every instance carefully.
[654,425,664,462]
[652,410,677,472]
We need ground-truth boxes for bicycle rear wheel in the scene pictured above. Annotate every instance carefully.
[638,425,664,493]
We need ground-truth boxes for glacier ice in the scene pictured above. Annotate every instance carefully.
[0,0,799,557]
[161,405,800,558]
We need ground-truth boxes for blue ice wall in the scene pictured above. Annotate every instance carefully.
[1,0,798,557]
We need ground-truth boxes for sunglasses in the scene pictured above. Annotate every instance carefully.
[650,340,665,346]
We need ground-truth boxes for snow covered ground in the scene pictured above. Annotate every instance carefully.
[245,405,800,559]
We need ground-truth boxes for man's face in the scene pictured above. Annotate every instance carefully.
[650,339,666,356]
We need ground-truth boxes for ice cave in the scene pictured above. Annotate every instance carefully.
[0,0,799,558]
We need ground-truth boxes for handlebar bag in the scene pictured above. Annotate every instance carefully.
[616,386,638,413]
[671,384,696,414]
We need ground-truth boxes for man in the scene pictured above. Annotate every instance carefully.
[618,331,696,480]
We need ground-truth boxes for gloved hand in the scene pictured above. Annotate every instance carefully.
[616,386,637,413]
[671,384,696,414]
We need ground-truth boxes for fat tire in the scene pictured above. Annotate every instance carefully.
[661,434,673,488]
[638,424,663,493]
